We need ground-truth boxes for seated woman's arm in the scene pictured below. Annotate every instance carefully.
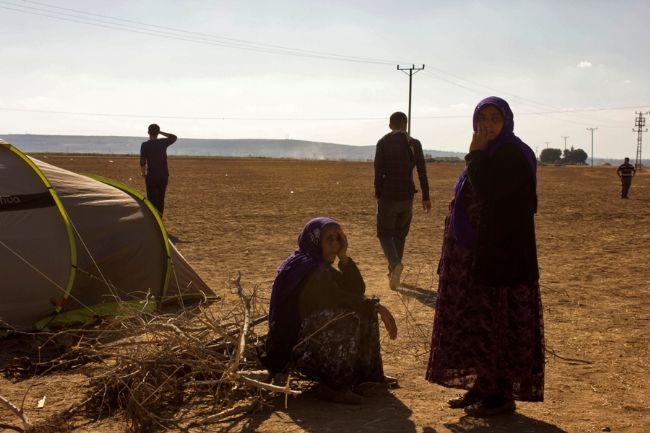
[337,257,365,296]
[299,259,367,317]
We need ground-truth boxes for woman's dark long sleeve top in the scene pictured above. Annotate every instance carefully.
[260,258,369,373]
[298,258,368,319]
[466,143,539,287]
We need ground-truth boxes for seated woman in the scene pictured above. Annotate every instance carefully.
[260,217,397,404]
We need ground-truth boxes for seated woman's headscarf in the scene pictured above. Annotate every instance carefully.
[262,216,340,371]
[451,96,537,248]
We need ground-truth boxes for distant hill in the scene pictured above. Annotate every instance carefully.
[1,134,465,161]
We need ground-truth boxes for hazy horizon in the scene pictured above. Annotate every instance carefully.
[4,133,641,164]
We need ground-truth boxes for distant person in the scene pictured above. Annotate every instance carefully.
[260,217,398,404]
[139,124,177,215]
[617,157,636,199]
[426,96,544,417]
[374,112,431,290]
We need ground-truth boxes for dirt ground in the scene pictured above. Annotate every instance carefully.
[1,155,649,433]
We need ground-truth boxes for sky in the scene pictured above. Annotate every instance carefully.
[1,0,649,159]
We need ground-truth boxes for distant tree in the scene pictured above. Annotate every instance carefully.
[558,147,588,164]
[540,148,562,164]
[564,148,588,164]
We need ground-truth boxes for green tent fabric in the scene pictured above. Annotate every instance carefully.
[0,139,215,331]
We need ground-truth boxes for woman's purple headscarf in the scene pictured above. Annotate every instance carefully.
[451,96,537,247]
[268,216,340,324]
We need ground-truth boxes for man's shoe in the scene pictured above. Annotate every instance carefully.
[389,263,403,290]
[447,390,480,409]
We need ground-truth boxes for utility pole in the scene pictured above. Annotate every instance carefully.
[561,136,569,152]
[544,141,550,148]
[586,127,598,167]
[397,64,425,135]
[633,111,648,170]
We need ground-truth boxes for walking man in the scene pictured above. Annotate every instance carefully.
[617,157,636,199]
[140,124,177,215]
[374,112,431,289]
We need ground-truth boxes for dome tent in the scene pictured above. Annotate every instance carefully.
[0,139,215,331]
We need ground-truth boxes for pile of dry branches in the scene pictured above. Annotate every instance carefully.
[1,273,299,432]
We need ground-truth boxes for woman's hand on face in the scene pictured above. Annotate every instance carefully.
[337,228,349,263]
[469,124,489,152]
[377,304,397,340]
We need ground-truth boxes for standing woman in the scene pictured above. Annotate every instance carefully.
[426,97,544,416]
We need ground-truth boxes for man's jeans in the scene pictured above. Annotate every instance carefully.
[377,198,413,272]
[621,176,632,198]
[145,176,168,215]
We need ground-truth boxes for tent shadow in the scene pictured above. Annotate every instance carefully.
[168,234,188,244]
[0,331,86,378]
[0,301,212,379]
[443,413,568,433]
[239,386,417,433]
[396,283,437,308]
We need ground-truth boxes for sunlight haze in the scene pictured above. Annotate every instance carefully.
[1,0,649,158]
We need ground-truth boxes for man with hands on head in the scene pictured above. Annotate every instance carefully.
[139,124,177,216]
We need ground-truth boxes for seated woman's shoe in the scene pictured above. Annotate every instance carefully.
[318,384,364,405]
[354,375,400,396]
[357,374,399,388]
[447,390,481,408]
[464,396,516,417]
[383,374,400,389]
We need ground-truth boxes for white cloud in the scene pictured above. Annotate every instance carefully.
[577,61,593,68]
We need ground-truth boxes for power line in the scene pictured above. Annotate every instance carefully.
[561,135,570,151]
[0,106,387,121]
[1,105,647,122]
[18,0,386,56]
[397,64,425,135]
[0,0,401,65]
[4,0,645,129]
[420,69,634,128]
[586,127,598,167]
[633,111,648,169]
[423,67,562,113]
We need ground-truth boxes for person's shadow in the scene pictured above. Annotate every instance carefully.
[235,386,416,433]
[439,413,569,433]
[396,283,437,308]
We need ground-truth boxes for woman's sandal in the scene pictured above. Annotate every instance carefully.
[447,391,481,409]
[464,397,516,417]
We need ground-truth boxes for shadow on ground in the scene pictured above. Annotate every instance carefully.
[168,234,188,244]
[227,386,416,433]
[438,413,568,433]
[397,283,437,308]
